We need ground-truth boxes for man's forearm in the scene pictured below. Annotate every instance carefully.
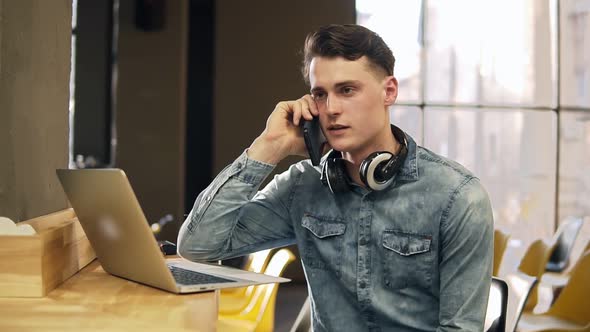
[177,151,275,261]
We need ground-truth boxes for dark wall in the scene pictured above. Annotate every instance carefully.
[185,0,356,218]
[213,1,356,174]
[115,0,188,242]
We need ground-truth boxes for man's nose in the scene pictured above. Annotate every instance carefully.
[325,96,342,116]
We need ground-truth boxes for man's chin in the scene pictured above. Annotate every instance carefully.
[328,141,354,153]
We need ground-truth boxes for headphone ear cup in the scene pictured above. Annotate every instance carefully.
[359,152,394,191]
[324,158,350,194]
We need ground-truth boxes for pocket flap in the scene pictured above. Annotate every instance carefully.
[382,230,431,256]
[302,214,346,239]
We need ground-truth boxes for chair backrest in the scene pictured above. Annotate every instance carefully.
[546,217,584,272]
[504,271,538,332]
[220,249,272,300]
[517,239,552,312]
[547,251,590,326]
[484,277,509,332]
[494,229,511,276]
[289,296,311,332]
[243,249,273,298]
[235,248,296,332]
[248,249,272,272]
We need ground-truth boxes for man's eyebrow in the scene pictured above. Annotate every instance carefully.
[334,80,362,88]
[310,80,362,94]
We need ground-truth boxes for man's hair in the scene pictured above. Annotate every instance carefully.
[301,24,395,85]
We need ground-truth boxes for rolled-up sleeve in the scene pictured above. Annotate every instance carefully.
[177,150,299,262]
[437,177,494,331]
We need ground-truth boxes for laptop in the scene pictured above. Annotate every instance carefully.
[56,168,290,294]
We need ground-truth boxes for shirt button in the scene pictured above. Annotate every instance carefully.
[359,238,368,245]
[359,281,367,289]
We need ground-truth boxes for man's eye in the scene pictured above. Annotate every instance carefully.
[313,93,326,100]
[342,87,354,94]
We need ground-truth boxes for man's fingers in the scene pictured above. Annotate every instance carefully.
[299,99,314,121]
[302,95,319,116]
[276,95,317,127]
[291,100,302,126]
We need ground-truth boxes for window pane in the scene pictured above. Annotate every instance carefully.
[69,34,77,169]
[390,105,423,145]
[72,0,78,30]
[424,108,557,246]
[558,111,590,264]
[560,0,590,108]
[69,0,78,168]
[426,0,557,107]
[357,0,423,104]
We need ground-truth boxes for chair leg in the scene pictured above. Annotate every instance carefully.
[289,296,311,332]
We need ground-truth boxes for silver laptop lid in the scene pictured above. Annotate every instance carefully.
[56,168,179,293]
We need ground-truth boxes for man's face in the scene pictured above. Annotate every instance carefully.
[309,56,397,158]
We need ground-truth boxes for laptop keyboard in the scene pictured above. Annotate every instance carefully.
[168,265,237,285]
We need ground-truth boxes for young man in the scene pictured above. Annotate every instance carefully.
[178,24,493,331]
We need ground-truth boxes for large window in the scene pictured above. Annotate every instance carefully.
[358,0,590,269]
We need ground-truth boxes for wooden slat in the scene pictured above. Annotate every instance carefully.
[19,209,77,232]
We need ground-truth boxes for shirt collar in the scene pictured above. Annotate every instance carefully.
[396,132,419,182]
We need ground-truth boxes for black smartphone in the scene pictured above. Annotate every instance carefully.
[301,117,326,166]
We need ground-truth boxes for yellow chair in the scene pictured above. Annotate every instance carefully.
[542,240,590,290]
[219,249,272,314]
[484,277,509,332]
[494,229,511,276]
[290,296,311,332]
[517,251,590,332]
[545,217,584,273]
[218,248,296,332]
[518,239,553,313]
[504,271,538,332]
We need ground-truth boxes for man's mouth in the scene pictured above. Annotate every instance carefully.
[328,124,350,131]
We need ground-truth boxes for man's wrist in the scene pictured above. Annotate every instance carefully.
[247,135,286,165]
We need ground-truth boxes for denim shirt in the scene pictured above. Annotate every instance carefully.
[177,133,494,332]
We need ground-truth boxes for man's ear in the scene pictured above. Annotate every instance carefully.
[384,76,398,106]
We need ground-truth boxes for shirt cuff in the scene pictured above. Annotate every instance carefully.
[232,149,276,185]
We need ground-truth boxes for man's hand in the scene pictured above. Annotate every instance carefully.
[248,95,319,165]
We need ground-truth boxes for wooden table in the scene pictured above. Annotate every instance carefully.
[0,259,218,331]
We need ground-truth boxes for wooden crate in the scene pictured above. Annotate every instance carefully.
[0,209,96,297]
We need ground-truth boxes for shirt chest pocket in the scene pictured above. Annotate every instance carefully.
[301,214,346,278]
[382,230,434,290]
